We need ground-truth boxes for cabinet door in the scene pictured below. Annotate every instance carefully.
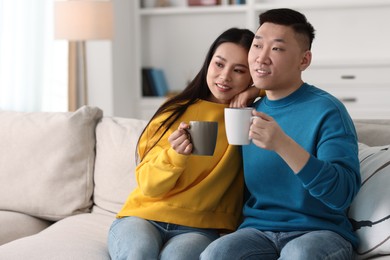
[301,6,390,62]
[303,65,390,119]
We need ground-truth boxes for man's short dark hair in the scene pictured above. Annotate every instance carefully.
[259,8,315,50]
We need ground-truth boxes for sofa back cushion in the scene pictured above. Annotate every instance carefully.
[93,117,147,215]
[354,119,390,147]
[0,106,102,221]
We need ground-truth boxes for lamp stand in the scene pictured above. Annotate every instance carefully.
[67,41,88,112]
[68,42,77,111]
[81,41,88,107]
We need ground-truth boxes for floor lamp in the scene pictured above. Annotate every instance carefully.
[54,0,113,111]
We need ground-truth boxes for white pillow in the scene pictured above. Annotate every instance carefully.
[0,106,103,221]
[348,143,390,259]
[93,117,147,215]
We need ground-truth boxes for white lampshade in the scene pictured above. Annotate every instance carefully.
[55,1,113,41]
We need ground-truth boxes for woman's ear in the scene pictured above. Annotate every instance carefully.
[300,50,312,71]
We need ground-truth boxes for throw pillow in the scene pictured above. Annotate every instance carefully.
[0,106,103,221]
[93,117,147,215]
[348,143,390,259]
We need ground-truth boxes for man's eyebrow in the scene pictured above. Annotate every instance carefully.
[254,35,286,43]
[274,38,286,43]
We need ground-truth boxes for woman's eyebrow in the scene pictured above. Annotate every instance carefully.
[215,55,248,69]
[215,55,227,61]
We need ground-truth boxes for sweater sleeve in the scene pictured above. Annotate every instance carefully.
[135,119,189,198]
[296,114,361,211]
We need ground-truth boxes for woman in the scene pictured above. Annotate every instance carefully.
[108,27,258,260]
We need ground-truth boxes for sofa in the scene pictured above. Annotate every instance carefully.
[0,106,389,260]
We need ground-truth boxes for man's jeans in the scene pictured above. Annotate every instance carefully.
[200,228,354,260]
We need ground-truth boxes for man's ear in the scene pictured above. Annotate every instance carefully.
[300,50,312,71]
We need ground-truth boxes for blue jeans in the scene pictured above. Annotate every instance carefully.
[200,228,354,260]
[108,216,220,260]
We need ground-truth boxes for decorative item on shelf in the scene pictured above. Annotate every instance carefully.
[229,0,246,4]
[141,0,171,9]
[142,68,170,97]
[156,0,170,7]
[54,0,113,112]
[188,0,218,6]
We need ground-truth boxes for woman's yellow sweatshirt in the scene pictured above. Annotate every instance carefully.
[117,99,244,232]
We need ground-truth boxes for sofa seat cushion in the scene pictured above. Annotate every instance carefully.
[0,210,52,246]
[0,213,114,260]
[348,143,390,259]
[93,117,147,215]
[0,106,103,221]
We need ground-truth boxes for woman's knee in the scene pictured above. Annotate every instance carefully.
[108,217,162,260]
[161,232,215,260]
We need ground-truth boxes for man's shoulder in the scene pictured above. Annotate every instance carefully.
[304,83,345,108]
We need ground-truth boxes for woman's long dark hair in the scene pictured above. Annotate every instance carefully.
[136,27,254,162]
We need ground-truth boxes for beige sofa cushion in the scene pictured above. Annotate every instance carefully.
[354,119,390,147]
[0,106,103,221]
[93,117,147,215]
[0,211,52,246]
[0,213,113,260]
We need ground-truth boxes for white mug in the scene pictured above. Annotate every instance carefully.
[224,107,254,145]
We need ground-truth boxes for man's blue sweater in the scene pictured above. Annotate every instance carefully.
[241,83,361,248]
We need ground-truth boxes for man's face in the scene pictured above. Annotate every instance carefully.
[248,22,311,100]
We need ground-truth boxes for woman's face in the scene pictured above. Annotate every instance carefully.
[206,42,252,104]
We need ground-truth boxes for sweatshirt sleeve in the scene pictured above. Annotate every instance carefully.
[297,117,361,211]
[297,152,359,211]
[135,119,189,198]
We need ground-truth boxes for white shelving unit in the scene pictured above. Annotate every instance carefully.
[133,0,390,120]
[303,61,390,119]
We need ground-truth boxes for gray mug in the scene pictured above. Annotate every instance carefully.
[187,121,218,156]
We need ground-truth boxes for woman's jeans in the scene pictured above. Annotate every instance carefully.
[200,228,354,260]
[108,216,219,260]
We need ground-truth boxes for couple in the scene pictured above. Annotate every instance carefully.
[108,8,361,260]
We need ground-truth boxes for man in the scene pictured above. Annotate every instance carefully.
[201,8,360,260]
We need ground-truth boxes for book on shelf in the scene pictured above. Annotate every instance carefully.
[141,68,155,96]
[142,68,169,97]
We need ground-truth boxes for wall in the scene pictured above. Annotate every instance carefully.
[87,0,136,117]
